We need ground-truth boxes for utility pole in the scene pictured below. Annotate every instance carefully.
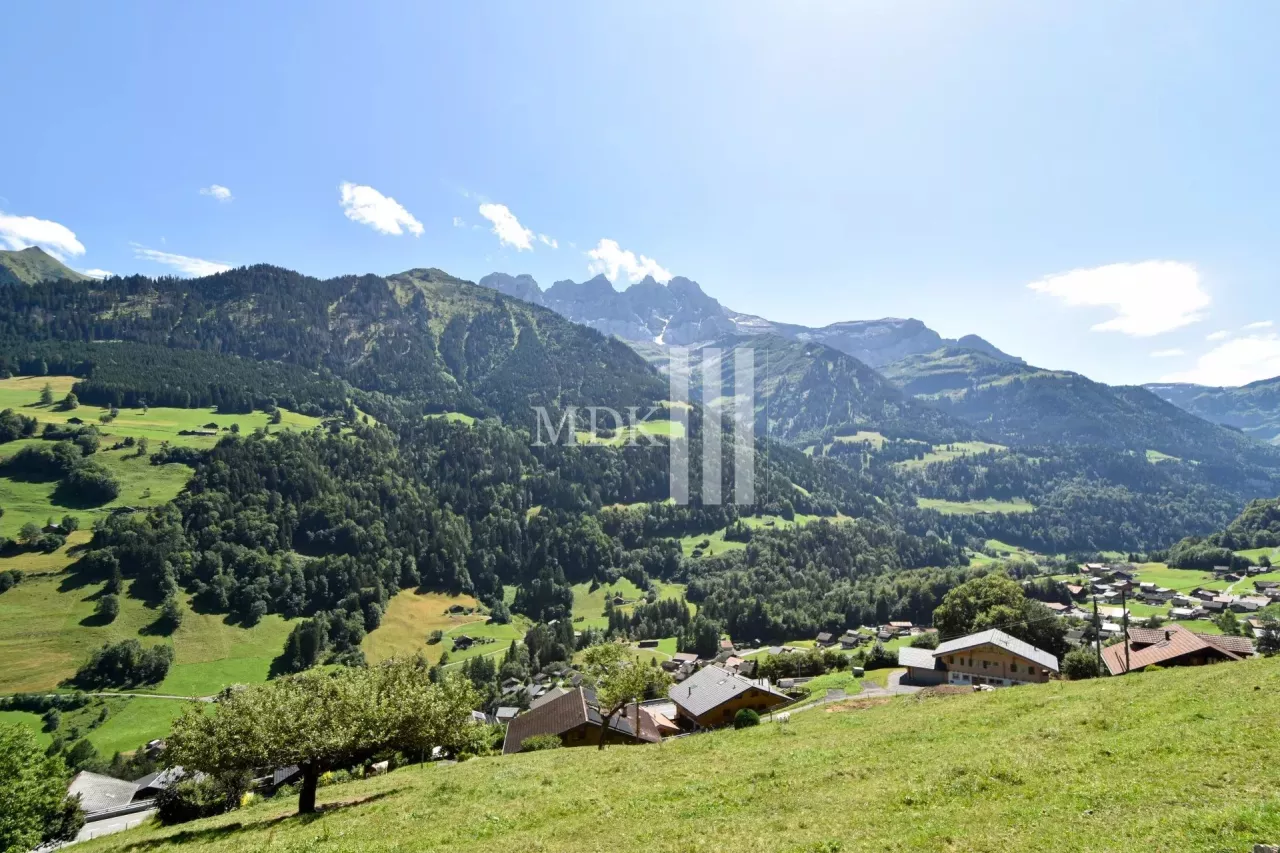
[1092,591,1103,676]
[1120,585,1131,675]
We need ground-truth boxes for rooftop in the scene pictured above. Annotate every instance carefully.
[934,629,1060,673]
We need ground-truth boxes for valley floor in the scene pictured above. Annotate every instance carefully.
[76,657,1280,853]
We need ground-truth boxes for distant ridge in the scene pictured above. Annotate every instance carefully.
[1146,378,1280,444]
[476,271,1023,368]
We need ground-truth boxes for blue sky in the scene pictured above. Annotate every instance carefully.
[3,1,1280,386]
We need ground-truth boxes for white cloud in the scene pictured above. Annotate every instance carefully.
[478,203,534,251]
[199,184,233,202]
[452,216,466,228]
[132,245,232,277]
[1150,348,1185,358]
[586,238,672,284]
[1242,320,1273,331]
[1026,260,1207,337]
[1161,332,1280,387]
[538,233,558,249]
[0,211,86,261]
[1206,329,1231,342]
[338,182,423,236]
[81,269,113,279]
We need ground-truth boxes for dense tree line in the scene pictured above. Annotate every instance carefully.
[0,340,350,415]
[71,640,173,689]
[682,520,971,643]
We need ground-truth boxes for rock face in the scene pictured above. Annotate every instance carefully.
[475,272,1022,368]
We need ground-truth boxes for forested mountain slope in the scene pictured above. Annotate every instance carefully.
[0,265,667,426]
[673,334,973,445]
[1147,378,1280,445]
[882,347,1280,477]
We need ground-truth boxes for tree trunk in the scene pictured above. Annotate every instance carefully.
[598,706,619,751]
[298,762,320,814]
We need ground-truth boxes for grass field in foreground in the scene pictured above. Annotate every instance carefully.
[78,657,1280,853]
[917,497,1036,515]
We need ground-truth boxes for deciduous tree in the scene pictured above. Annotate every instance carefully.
[166,657,479,814]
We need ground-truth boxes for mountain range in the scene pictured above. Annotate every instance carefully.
[477,272,1023,368]
[1145,379,1280,445]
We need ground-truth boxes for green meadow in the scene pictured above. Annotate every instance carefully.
[917,497,1036,515]
[75,657,1280,853]
[897,440,1007,470]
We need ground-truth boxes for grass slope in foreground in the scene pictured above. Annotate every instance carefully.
[80,658,1280,853]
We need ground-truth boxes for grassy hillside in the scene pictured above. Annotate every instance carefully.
[0,246,90,285]
[79,657,1280,853]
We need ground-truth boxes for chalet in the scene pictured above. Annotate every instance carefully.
[719,639,736,653]
[1099,621,1123,637]
[500,677,522,693]
[1213,565,1231,576]
[1255,580,1279,593]
[898,629,1059,687]
[839,631,866,650]
[42,522,64,534]
[501,688,664,754]
[672,652,700,666]
[637,639,659,649]
[1042,602,1069,614]
[1246,565,1266,576]
[815,631,835,646]
[1170,607,1200,620]
[1102,625,1254,675]
[495,707,521,725]
[668,664,789,729]
[1065,584,1086,600]
[132,767,197,800]
[1200,599,1227,613]
[1230,598,1265,613]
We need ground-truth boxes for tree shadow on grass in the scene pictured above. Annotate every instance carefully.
[116,790,403,851]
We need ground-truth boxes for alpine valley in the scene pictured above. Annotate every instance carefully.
[2,249,1279,794]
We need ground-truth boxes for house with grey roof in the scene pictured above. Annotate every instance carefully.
[899,629,1059,687]
[668,664,789,729]
[67,771,142,815]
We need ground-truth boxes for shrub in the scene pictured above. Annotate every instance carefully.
[156,773,252,825]
[95,594,120,623]
[733,709,761,729]
[1061,646,1101,680]
[910,631,940,649]
[57,463,120,505]
[0,569,21,594]
[520,734,563,752]
[863,642,897,670]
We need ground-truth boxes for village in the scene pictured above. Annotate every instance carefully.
[37,561,1280,849]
